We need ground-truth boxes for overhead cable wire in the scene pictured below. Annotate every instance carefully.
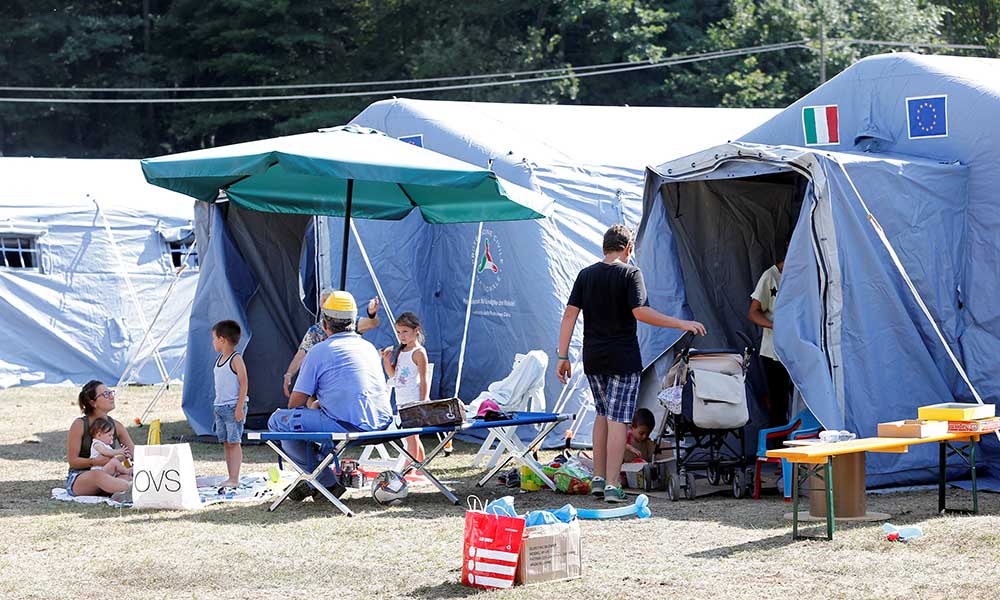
[0,40,809,104]
[826,38,988,50]
[0,58,660,93]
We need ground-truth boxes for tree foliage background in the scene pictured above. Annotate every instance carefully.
[0,0,996,157]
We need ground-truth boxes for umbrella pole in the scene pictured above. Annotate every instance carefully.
[339,178,354,291]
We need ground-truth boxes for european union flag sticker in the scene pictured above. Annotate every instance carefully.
[907,95,948,139]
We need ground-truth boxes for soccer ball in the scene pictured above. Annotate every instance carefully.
[371,470,409,506]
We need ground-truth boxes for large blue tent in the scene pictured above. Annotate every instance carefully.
[178,100,778,441]
[637,53,1000,485]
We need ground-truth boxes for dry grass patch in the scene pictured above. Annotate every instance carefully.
[1,386,998,599]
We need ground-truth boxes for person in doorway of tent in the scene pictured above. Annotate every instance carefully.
[282,289,381,397]
[624,407,655,463]
[557,224,706,503]
[88,417,133,479]
[269,291,392,501]
[65,381,136,500]
[212,320,249,490]
[748,250,791,427]
[381,312,430,463]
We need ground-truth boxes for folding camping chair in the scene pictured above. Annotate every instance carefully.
[249,411,572,516]
[467,351,547,469]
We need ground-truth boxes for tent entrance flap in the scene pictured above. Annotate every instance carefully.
[659,171,807,354]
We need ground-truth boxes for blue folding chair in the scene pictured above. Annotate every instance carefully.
[754,408,822,499]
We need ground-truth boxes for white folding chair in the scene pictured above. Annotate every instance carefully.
[468,351,548,468]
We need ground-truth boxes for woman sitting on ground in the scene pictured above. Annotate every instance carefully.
[65,380,136,498]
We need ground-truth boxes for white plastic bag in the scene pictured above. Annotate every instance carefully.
[132,443,201,510]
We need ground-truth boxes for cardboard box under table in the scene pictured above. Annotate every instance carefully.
[768,432,982,540]
[249,411,572,516]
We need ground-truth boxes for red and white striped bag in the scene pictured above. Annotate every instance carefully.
[461,496,526,590]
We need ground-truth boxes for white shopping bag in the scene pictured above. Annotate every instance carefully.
[132,443,201,510]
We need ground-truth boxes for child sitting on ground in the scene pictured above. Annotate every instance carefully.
[212,320,249,490]
[89,417,132,479]
[624,408,655,463]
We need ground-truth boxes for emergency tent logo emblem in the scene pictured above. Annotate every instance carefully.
[478,240,499,274]
[476,230,504,294]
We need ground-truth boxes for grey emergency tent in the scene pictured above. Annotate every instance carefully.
[0,158,197,388]
[636,53,1000,485]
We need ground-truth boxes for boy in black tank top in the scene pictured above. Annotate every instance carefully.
[557,225,706,502]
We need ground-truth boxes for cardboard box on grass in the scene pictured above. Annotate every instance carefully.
[515,520,582,585]
[620,461,646,489]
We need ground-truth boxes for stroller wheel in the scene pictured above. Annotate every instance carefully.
[732,469,745,499]
[666,475,679,502]
[721,469,734,486]
[684,471,697,500]
[706,464,720,486]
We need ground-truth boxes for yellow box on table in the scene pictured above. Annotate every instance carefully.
[917,402,995,421]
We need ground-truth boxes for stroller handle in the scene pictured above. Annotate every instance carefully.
[677,330,756,361]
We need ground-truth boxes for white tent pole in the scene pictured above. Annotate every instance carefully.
[137,347,188,425]
[116,299,191,389]
[552,363,583,415]
[455,222,484,399]
[116,241,195,389]
[349,220,399,341]
[835,161,986,407]
[93,198,169,382]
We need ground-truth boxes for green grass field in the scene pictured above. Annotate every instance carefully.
[1,386,998,599]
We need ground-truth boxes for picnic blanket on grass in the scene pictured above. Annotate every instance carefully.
[51,471,297,508]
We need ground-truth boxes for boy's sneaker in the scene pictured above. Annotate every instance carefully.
[590,477,606,497]
[604,485,627,503]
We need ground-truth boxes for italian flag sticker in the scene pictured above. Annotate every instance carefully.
[802,105,839,146]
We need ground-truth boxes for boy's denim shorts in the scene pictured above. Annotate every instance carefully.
[213,403,246,444]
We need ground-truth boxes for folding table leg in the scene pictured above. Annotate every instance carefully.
[824,457,835,541]
[791,462,800,540]
[476,421,560,489]
[938,441,946,513]
[971,441,978,514]
[939,439,979,515]
[389,434,460,506]
[264,440,355,517]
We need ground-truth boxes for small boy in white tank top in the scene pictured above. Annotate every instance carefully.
[212,320,249,489]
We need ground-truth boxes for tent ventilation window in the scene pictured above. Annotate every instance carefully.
[0,236,38,269]
[167,240,198,269]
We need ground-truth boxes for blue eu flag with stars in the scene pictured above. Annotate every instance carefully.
[907,95,947,139]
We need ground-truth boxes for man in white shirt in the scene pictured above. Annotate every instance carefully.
[748,255,790,427]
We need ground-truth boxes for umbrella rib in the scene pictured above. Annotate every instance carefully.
[396,183,418,208]
[221,160,279,192]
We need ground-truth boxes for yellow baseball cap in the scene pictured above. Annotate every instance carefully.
[322,290,357,321]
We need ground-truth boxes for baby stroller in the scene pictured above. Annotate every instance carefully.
[658,332,757,500]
